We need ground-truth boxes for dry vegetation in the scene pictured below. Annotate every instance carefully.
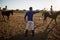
[0,12,60,40]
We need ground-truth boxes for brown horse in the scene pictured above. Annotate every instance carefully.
[1,10,13,20]
[42,11,60,24]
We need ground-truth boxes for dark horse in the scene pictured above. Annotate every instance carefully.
[42,11,60,24]
[1,10,13,20]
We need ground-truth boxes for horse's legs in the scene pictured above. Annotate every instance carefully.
[2,15,5,21]
[43,16,47,25]
[7,16,9,20]
[43,19,44,23]
[55,18,57,24]
[51,18,57,24]
[44,17,47,22]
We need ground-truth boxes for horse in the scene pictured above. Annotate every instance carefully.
[1,10,13,20]
[42,11,60,24]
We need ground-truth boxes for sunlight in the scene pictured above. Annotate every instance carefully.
[0,0,60,11]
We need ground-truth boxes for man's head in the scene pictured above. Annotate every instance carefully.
[5,6,7,8]
[29,7,33,11]
[51,5,53,8]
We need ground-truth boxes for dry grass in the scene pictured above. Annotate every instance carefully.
[0,13,60,40]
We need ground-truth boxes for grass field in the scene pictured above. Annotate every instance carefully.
[0,12,60,40]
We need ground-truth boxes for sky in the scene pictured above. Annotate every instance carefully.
[0,0,60,11]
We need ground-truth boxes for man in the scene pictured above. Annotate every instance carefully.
[50,5,53,15]
[24,7,39,37]
[3,6,7,11]
[5,6,7,10]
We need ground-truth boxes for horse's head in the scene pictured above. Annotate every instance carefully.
[41,10,45,16]
[42,10,49,16]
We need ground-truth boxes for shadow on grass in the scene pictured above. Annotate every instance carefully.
[0,20,6,22]
[0,19,57,40]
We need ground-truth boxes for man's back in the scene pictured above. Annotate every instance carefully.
[24,7,39,21]
[25,11,36,21]
[24,7,39,37]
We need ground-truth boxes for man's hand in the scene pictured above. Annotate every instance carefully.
[24,19,27,23]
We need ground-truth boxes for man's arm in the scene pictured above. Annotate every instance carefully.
[35,10,40,13]
[33,10,40,14]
